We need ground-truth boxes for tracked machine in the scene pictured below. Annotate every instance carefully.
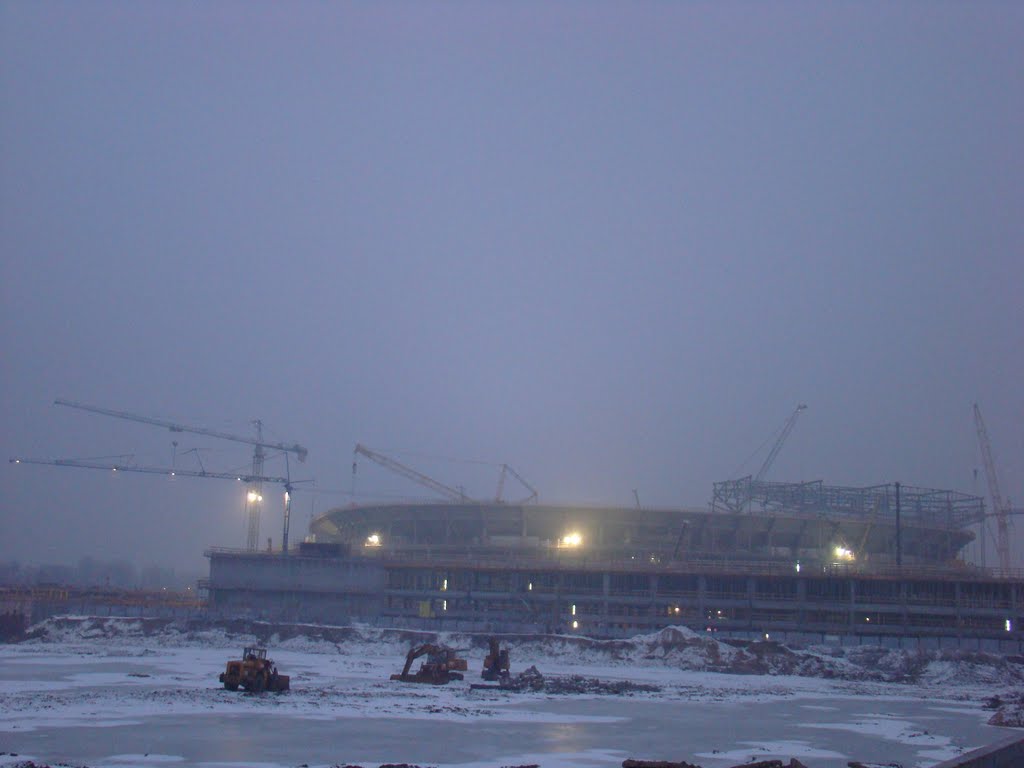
[391,643,468,685]
[481,637,511,682]
[219,646,290,692]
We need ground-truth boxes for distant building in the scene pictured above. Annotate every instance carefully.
[205,480,1023,650]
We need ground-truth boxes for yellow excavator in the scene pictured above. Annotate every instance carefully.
[219,647,290,692]
[390,643,467,685]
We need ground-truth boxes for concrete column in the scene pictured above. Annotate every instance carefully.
[651,574,659,621]
[602,572,610,618]
[747,576,756,630]
[697,575,707,621]
[954,581,962,629]
[900,581,909,633]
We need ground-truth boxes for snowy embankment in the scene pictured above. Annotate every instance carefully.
[17,615,1024,693]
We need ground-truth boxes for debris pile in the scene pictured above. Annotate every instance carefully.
[329,765,539,768]
[985,693,1024,728]
[622,759,808,768]
[475,664,661,695]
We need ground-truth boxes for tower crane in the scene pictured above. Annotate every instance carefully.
[973,403,1012,572]
[352,444,470,502]
[10,456,301,555]
[50,399,307,552]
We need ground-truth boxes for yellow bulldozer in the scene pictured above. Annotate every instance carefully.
[219,646,290,693]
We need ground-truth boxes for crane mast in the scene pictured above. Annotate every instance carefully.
[755,404,807,482]
[973,403,1011,572]
[247,420,266,552]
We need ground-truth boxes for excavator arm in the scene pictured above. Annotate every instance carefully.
[400,644,442,678]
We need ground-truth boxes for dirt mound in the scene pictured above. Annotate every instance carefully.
[985,693,1024,727]
[21,616,1024,690]
[480,664,661,695]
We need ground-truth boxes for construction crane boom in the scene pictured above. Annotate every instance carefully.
[10,456,289,485]
[755,404,807,482]
[353,444,469,502]
[54,399,308,462]
[973,403,1011,572]
[496,463,538,504]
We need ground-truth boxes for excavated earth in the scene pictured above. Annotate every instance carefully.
[25,617,1024,689]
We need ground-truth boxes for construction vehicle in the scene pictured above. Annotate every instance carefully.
[219,647,290,692]
[390,643,467,685]
[481,637,511,682]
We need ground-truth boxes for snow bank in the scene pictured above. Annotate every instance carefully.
[18,616,1024,691]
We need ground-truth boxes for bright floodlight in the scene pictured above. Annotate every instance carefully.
[560,532,583,548]
[833,545,854,561]
[365,533,382,547]
[247,491,263,503]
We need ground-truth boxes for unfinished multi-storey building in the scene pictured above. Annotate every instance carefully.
[206,478,1023,650]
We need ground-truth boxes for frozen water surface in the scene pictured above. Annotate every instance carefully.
[0,622,1015,768]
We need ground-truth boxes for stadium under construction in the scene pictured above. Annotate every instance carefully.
[11,400,1020,648]
[206,477,1024,651]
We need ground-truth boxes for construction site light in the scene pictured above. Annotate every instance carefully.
[833,546,854,562]
[571,620,579,629]
[365,533,382,547]
[559,531,583,548]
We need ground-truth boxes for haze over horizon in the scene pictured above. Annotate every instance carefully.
[1,2,1021,575]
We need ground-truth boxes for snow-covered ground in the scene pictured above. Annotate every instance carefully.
[0,617,1019,768]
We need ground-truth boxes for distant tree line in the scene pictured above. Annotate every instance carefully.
[0,557,199,591]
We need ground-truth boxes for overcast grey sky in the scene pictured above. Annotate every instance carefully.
[2,1,1021,574]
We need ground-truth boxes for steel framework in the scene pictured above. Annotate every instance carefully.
[712,477,984,529]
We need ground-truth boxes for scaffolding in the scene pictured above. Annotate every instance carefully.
[712,477,985,529]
